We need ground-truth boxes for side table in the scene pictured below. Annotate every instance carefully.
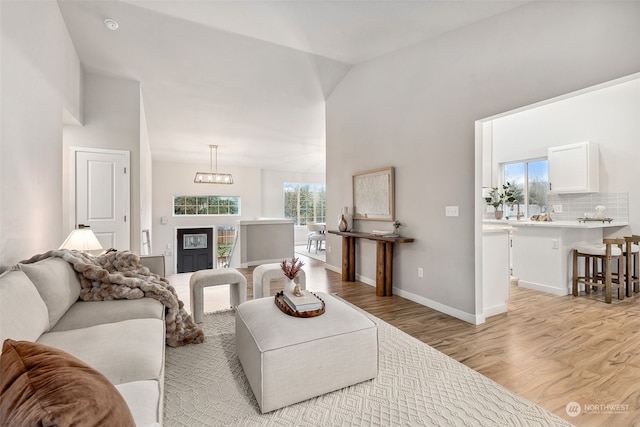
[327,230,414,296]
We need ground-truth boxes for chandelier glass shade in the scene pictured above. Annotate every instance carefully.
[194,145,234,184]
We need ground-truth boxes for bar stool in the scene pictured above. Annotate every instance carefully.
[624,235,640,296]
[572,238,625,303]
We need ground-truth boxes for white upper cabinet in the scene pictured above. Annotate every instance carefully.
[548,141,599,193]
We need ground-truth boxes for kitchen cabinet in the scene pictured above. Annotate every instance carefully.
[548,141,599,193]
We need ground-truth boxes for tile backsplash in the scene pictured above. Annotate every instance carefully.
[548,192,629,222]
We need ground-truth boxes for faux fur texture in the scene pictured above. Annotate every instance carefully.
[20,249,204,347]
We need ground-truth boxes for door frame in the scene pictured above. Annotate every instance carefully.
[68,147,130,240]
[174,225,217,273]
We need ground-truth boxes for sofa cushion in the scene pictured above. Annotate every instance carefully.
[19,257,81,329]
[115,380,162,427]
[0,270,49,346]
[51,298,164,332]
[37,318,165,385]
[0,339,135,427]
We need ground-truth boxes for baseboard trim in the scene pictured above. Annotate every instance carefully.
[324,263,341,274]
[393,288,484,325]
[324,264,483,325]
[518,280,569,296]
[483,303,508,318]
[240,258,286,268]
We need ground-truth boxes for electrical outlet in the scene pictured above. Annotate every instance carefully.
[445,206,459,217]
[553,204,563,213]
[417,267,424,278]
[551,239,559,249]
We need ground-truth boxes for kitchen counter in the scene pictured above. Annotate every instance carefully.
[482,223,515,233]
[503,219,626,296]
[483,219,628,229]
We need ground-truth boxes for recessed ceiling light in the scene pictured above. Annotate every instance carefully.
[104,18,119,31]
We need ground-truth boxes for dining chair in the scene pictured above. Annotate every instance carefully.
[306,223,326,253]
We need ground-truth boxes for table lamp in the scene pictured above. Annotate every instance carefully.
[59,224,103,253]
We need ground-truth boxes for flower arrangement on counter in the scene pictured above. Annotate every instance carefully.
[280,257,304,280]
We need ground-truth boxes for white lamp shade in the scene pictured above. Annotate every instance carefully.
[59,228,103,251]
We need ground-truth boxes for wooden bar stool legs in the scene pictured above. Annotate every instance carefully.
[573,238,625,303]
[624,235,640,296]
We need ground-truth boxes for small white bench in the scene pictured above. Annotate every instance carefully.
[189,268,247,323]
[235,292,378,413]
[252,263,306,299]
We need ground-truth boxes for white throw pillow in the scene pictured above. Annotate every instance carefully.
[19,257,81,329]
[0,270,50,347]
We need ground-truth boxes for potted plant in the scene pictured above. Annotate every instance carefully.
[485,182,518,220]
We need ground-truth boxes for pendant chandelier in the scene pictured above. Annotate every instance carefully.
[194,144,234,184]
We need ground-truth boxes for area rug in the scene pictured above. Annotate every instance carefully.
[294,244,325,262]
[164,307,572,426]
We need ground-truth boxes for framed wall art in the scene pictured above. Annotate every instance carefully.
[352,166,395,221]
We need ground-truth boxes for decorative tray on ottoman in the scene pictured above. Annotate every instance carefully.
[274,291,325,318]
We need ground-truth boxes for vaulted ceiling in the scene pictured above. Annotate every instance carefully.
[58,0,527,173]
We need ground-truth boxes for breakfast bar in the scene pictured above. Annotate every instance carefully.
[486,219,628,296]
[328,230,414,296]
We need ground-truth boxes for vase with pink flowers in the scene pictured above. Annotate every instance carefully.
[280,257,304,296]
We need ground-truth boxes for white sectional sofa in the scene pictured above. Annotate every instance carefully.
[0,255,167,426]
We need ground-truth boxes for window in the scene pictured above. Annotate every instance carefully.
[173,196,240,216]
[503,159,549,217]
[216,226,236,268]
[284,183,326,226]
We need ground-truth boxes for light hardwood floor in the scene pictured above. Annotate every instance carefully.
[168,255,640,426]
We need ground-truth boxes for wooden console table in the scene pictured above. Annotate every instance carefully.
[328,230,414,296]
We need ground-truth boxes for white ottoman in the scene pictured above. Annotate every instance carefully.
[189,268,247,323]
[235,292,378,413]
[252,263,306,299]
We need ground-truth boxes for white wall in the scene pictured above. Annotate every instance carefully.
[491,76,640,233]
[0,1,81,269]
[326,1,640,322]
[63,72,142,250]
[140,90,153,254]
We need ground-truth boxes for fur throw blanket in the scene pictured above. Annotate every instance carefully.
[20,249,204,347]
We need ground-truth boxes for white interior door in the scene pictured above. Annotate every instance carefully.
[73,148,130,250]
